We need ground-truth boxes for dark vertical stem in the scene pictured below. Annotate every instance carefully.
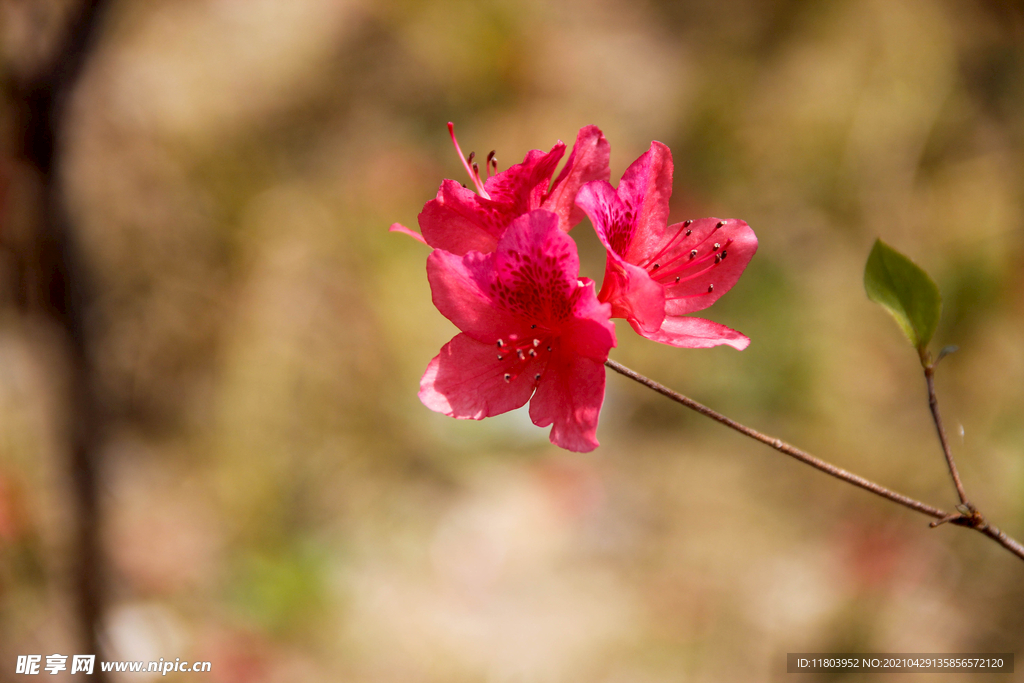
[922,360,969,506]
[917,356,1022,559]
[13,0,112,670]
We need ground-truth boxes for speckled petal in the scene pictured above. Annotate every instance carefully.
[615,141,673,264]
[420,333,538,418]
[490,210,581,324]
[426,248,522,343]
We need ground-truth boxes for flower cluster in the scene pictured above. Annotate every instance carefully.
[392,124,757,452]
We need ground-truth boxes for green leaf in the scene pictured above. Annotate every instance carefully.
[864,239,942,350]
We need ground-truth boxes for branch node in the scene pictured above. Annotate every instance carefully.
[929,512,962,528]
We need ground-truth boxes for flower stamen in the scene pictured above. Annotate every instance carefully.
[494,331,554,384]
[641,220,695,269]
[656,253,725,285]
[448,122,491,199]
[651,238,735,283]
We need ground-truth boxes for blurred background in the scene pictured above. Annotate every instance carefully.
[1,0,1022,681]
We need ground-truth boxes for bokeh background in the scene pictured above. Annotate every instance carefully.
[1,0,1023,681]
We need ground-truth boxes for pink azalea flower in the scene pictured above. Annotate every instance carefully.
[390,123,610,254]
[419,209,616,452]
[575,141,757,350]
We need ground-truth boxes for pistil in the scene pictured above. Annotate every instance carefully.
[448,122,491,199]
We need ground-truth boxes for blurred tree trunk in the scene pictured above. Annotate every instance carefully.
[10,0,111,674]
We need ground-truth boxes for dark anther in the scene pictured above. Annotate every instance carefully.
[713,243,720,250]
[467,151,475,164]
[497,355,504,361]
[685,229,692,236]
[497,339,504,348]
[675,276,680,282]
[721,250,727,259]
[547,346,552,352]
[707,284,714,292]
[534,374,541,381]
[715,255,721,264]
[504,373,511,382]
[531,324,537,329]
[690,250,697,258]
[716,220,725,228]
[684,219,693,227]
[529,349,537,357]
[652,263,659,270]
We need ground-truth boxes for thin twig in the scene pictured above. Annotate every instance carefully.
[921,353,969,505]
[605,358,1024,563]
[916,356,1024,561]
[605,359,946,518]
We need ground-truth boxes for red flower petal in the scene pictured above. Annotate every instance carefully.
[596,259,665,334]
[656,218,758,316]
[388,222,428,245]
[543,125,611,231]
[421,210,616,451]
[426,247,523,343]
[418,180,502,255]
[614,141,673,261]
[483,146,566,213]
[638,315,749,351]
[413,125,611,254]
[529,352,607,453]
[576,142,757,349]
[419,333,539,419]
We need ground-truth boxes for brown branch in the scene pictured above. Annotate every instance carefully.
[605,359,947,517]
[917,351,1024,561]
[977,523,1024,561]
[920,349,969,505]
[605,358,1024,563]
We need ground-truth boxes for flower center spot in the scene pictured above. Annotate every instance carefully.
[496,334,553,383]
